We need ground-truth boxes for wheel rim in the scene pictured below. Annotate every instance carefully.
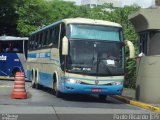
[31,72,35,87]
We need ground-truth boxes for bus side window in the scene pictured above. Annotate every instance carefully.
[13,48,19,52]
[0,43,2,52]
[29,37,32,50]
[49,28,55,48]
[60,23,66,40]
[47,29,54,47]
[30,36,35,50]
[37,33,42,48]
[34,35,38,49]
[59,23,66,71]
[54,25,60,48]
[42,31,48,47]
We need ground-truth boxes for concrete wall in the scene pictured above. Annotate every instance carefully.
[148,32,160,55]
[136,56,160,103]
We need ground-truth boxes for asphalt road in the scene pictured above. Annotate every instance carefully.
[0,80,154,120]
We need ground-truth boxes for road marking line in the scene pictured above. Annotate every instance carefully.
[0,85,12,88]
[112,95,160,113]
[0,85,30,88]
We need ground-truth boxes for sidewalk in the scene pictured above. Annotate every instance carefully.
[122,88,135,100]
[122,88,160,107]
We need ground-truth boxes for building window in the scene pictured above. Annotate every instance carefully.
[139,32,149,55]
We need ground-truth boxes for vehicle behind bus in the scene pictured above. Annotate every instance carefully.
[0,36,28,79]
[27,18,134,100]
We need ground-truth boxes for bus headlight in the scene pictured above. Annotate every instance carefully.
[65,78,81,84]
[111,81,123,85]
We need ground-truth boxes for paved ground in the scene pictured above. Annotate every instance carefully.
[122,88,160,108]
[122,88,135,99]
[0,80,156,120]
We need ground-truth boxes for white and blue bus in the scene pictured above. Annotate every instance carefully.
[0,36,28,79]
[27,18,134,100]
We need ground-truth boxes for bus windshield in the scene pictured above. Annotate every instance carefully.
[69,24,121,41]
[66,24,124,76]
[66,40,124,76]
[0,41,23,53]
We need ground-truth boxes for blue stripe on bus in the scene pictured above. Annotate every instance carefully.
[59,76,123,94]
[27,53,37,58]
[27,70,32,81]
[27,70,53,88]
[39,72,53,88]
[62,82,123,95]
[61,76,124,81]
[27,52,51,59]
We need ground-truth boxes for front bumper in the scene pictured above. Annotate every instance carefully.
[60,82,123,95]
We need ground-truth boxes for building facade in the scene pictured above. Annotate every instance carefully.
[155,0,160,6]
[81,0,122,8]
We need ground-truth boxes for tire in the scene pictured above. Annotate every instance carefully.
[55,90,62,98]
[31,70,36,88]
[53,82,62,98]
[99,94,107,101]
[53,75,63,98]
[35,70,40,89]
[31,81,36,88]
[35,83,40,89]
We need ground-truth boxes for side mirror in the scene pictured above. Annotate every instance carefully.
[62,36,69,55]
[124,40,135,59]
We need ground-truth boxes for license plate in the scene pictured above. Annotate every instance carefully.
[92,88,101,92]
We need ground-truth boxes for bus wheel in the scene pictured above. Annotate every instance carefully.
[35,83,40,89]
[31,70,36,88]
[98,94,107,101]
[53,76,62,98]
[56,90,62,98]
[53,82,62,98]
[35,70,40,89]
[31,81,36,88]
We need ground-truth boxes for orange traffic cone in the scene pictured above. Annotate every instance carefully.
[11,72,27,99]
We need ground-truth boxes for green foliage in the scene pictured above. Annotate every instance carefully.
[17,0,54,36]
[0,0,19,36]
[125,59,137,88]
[17,0,78,36]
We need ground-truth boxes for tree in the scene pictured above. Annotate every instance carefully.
[17,0,78,36]
[0,0,19,36]
[17,0,52,36]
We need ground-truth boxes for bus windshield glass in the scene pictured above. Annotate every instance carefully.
[69,24,121,41]
[0,41,23,53]
[66,41,124,76]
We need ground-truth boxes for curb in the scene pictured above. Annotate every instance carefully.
[112,95,160,113]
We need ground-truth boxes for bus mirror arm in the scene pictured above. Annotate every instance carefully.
[121,41,125,47]
[62,36,69,55]
[124,40,135,59]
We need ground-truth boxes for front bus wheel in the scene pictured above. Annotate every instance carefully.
[53,80,62,98]
[98,94,107,101]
